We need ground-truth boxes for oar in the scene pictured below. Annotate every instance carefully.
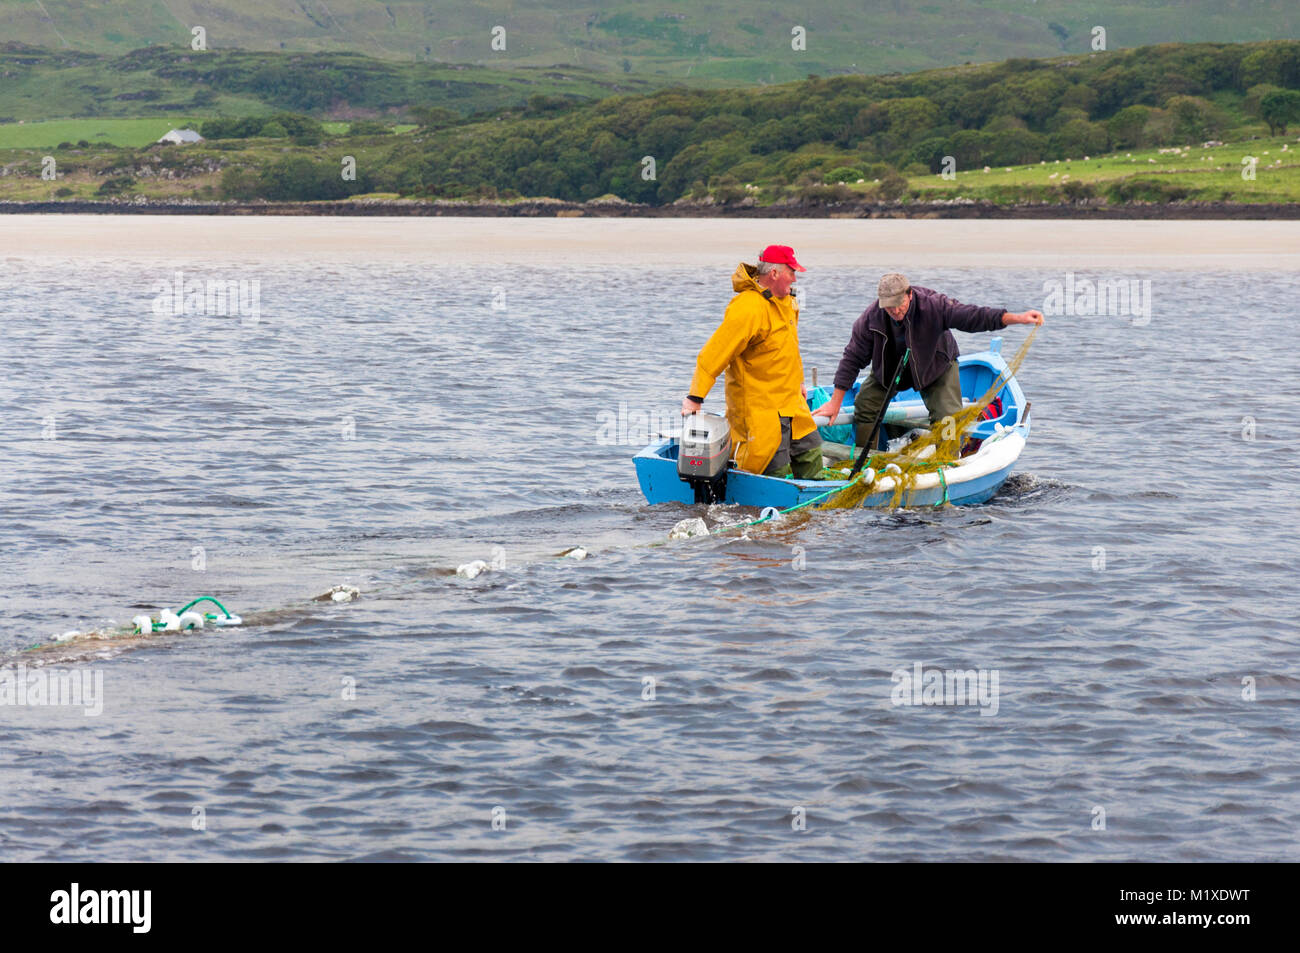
[847,347,911,479]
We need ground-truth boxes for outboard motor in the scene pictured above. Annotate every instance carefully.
[678,412,731,504]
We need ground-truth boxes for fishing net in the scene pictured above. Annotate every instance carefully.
[818,326,1039,509]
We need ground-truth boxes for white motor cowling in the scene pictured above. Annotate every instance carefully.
[677,413,731,503]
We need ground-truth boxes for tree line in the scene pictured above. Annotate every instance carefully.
[206,39,1300,204]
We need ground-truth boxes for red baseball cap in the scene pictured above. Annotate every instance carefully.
[758,244,806,272]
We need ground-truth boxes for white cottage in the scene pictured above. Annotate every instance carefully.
[157,129,204,145]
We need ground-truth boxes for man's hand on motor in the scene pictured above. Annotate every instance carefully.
[681,397,703,416]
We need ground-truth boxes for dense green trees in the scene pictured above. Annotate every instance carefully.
[201,113,324,144]
[220,156,373,201]
[365,40,1297,202]
[1260,89,1300,135]
[1107,105,1153,148]
[1241,43,1300,89]
[199,39,1299,204]
[347,120,393,136]
[1166,96,1229,141]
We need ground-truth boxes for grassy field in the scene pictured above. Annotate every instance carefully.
[904,136,1300,204]
[0,118,417,148]
[0,117,206,148]
[319,122,416,136]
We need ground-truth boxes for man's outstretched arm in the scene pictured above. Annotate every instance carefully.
[941,291,1045,331]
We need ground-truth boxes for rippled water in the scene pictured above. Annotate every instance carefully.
[3,229,1299,861]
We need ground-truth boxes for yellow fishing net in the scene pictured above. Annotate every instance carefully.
[819,327,1039,509]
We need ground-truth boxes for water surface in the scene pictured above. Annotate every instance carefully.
[2,221,1299,860]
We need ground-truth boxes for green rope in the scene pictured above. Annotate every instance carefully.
[175,595,235,619]
[935,465,950,507]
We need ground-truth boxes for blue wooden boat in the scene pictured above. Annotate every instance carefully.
[633,337,1030,509]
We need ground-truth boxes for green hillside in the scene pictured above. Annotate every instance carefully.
[0,44,671,123]
[3,40,1298,208]
[1,1,1297,80]
[326,40,1300,204]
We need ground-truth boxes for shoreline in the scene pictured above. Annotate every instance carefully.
[2,215,1297,269]
[3,198,1300,220]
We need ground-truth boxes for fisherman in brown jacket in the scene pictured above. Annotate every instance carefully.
[813,273,1043,452]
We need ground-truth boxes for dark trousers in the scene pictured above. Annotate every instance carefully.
[853,361,963,450]
[763,416,824,478]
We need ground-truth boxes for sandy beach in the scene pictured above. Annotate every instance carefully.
[1,215,1297,269]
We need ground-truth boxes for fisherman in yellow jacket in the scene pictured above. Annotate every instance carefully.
[681,245,825,479]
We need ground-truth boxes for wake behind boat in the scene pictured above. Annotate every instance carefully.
[634,337,1030,510]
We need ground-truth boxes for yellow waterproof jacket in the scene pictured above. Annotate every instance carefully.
[688,263,817,474]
